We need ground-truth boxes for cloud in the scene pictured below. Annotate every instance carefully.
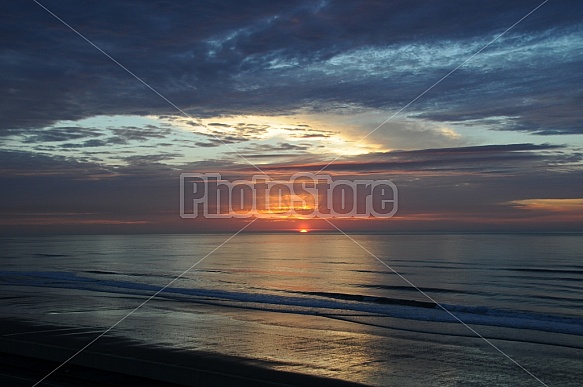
[508,198,583,213]
[2,0,581,136]
[240,142,311,153]
[22,127,104,143]
[2,144,582,233]
[260,143,574,174]
[403,143,564,154]
[121,153,183,165]
[109,126,173,143]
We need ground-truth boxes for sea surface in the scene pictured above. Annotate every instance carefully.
[1,233,582,386]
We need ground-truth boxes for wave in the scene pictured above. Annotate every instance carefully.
[356,283,489,295]
[505,268,583,275]
[1,270,583,337]
[287,290,436,308]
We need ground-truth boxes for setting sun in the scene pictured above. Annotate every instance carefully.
[299,229,308,233]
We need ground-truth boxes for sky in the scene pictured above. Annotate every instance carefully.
[1,0,582,234]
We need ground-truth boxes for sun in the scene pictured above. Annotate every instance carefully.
[299,229,308,233]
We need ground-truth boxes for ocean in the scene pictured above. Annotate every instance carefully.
[1,233,582,386]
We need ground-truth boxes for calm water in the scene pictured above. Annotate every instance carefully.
[1,233,582,386]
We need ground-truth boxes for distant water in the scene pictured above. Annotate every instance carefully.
[1,233,582,386]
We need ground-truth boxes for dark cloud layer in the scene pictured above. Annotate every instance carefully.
[1,142,582,234]
[259,143,577,174]
[2,0,582,133]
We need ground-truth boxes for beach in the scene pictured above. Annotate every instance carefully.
[0,318,367,386]
[1,233,582,386]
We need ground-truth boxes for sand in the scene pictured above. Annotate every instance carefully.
[0,318,366,387]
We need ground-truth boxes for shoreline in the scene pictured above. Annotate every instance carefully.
[0,318,367,387]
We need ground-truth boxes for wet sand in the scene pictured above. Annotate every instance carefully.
[0,318,366,387]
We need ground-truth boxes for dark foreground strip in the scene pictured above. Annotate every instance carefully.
[0,318,367,387]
